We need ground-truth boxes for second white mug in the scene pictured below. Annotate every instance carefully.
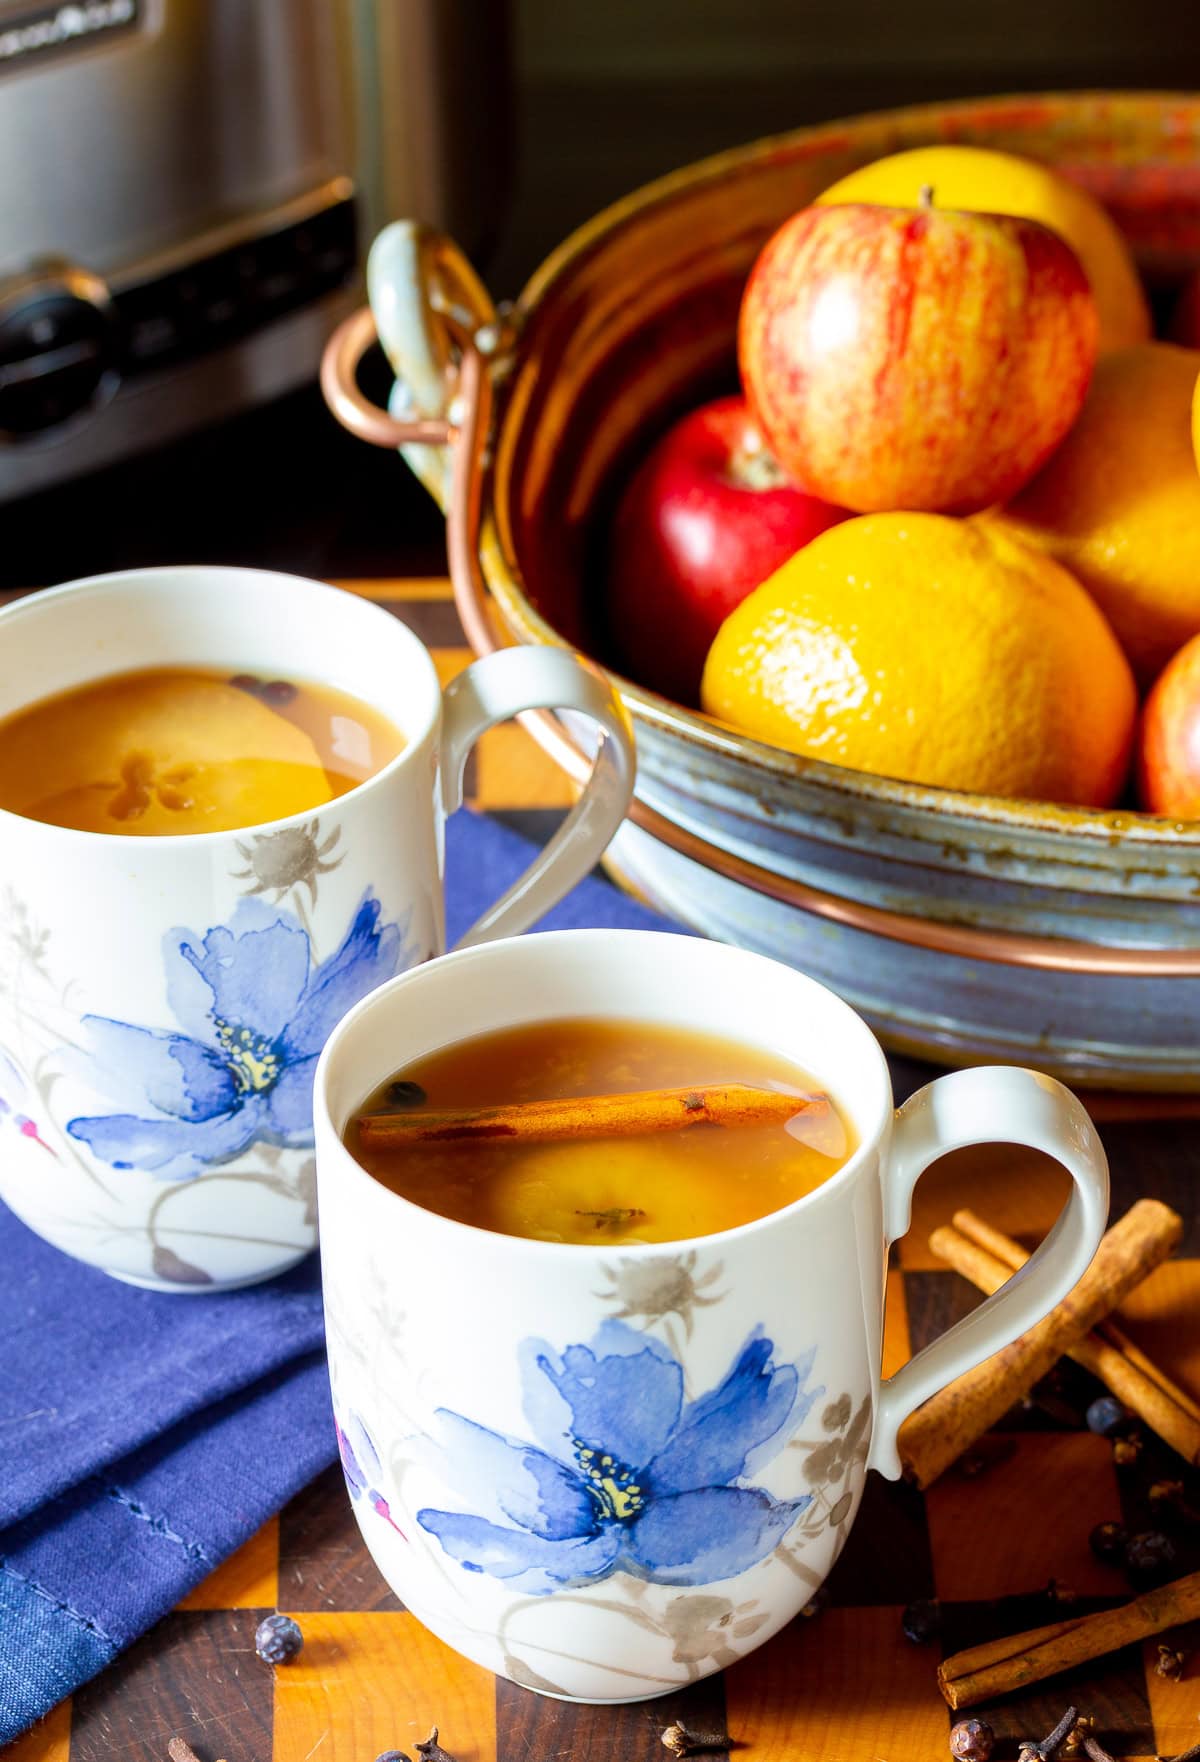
[314,929,1109,1702]
[0,566,635,1291]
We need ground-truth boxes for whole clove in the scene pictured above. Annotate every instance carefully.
[1081,1736,1119,1762]
[1113,1434,1144,1468]
[1018,1707,1079,1762]
[660,1722,725,1756]
[415,1731,457,1762]
[166,1744,229,1762]
[1157,1642,1187,1680]
[1061,1717,1095,1758]
[1158,1743,1200,1762]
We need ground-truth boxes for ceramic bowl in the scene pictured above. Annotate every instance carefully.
[323,91,1200,1088]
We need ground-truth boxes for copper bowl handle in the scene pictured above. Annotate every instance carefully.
[320,307,453,450]
[320,295,1200,980]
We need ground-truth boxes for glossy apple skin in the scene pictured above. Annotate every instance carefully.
[607,395,847,705]
[739,201,1099,515]
[1138,633,1200,817]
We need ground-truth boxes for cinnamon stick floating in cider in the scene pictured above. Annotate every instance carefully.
[938,1566,1200,1708]
[357,1084,828,1147]
[898,1199,1183,1488]
[933,1208,1200,1465]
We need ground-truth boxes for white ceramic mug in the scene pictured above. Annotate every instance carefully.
[0,567,634,1291]
[314,929,1109,1703]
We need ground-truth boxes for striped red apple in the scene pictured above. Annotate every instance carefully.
[738,194,1099,515]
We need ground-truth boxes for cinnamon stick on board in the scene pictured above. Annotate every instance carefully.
[356,1083,828,1147]
[939,1566,1200,1709]
[956,1210,1200,1419]
[933,1208,1200,1465]
[898,1199,1183,1488]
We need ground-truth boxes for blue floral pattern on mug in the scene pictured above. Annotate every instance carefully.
[66,890,403,1181]
[417,1320,821,1594]
[337,1408,406,1536]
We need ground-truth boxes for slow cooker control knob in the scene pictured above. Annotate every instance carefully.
[0,262,118,440]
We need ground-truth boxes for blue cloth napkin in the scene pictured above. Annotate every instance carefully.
[0,808,683,1743]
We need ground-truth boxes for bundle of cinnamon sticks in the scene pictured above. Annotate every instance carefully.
[899,1194,1200,1710]
[899,1198,1197,1488]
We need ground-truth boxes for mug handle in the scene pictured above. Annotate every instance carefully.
[868,1065,1110,1479]
[440,645,637,947]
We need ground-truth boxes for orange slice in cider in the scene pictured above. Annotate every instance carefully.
[2,673,336,835]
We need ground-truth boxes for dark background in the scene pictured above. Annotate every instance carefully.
[5,0,1200,592]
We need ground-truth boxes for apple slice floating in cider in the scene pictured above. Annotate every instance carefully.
[0,670,337,835]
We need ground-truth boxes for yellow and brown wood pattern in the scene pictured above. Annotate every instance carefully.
[6,577,1200,1762]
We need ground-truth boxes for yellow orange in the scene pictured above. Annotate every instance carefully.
[700,513,1135,806]
[816,144,1149,352]
[985,343,1200,683]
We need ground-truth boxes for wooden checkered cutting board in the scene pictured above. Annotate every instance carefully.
[7,579,1200,1762]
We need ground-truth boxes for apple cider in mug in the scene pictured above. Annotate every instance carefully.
[0,665,405,835]
[347,1018,855,1244]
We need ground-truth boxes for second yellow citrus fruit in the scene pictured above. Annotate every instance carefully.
[815,144,1150,352]
[700,513,1135,806]
[984,343,1200,683]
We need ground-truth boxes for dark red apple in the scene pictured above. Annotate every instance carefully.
[607,395,847,705]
